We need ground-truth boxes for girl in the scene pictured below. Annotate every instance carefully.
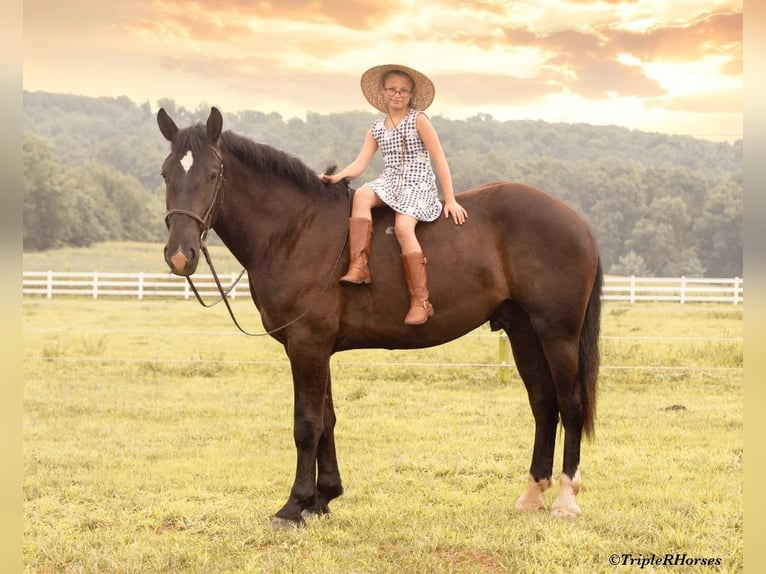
[321,64,467,325]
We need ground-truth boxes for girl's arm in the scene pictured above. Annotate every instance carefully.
[321,128,378,183]
[416,113,467,224]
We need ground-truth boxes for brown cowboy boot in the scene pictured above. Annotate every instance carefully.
[400,251,434,325]
[340,217,373,284]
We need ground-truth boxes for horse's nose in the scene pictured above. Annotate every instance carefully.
[166,246,194,275]
[170,248,188,274]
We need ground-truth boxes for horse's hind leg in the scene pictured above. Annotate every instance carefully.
[311,372,343,516]
[495,304,557,512]
[534,327,585,518]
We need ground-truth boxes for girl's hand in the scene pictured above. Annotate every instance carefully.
[444,200,467,225]
[320,173,342,184]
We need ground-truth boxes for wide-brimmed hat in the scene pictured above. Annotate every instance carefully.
[360,64,435,113]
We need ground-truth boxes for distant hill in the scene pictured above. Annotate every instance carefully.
[22,90,742,277]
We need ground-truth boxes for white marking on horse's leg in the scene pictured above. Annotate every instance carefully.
[515,474,552,512]
[550,469,582,518]
[180,150,194,173]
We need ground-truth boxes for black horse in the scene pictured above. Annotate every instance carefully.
[158,107,602,525]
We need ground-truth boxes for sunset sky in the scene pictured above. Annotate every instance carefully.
[23,0,742,142]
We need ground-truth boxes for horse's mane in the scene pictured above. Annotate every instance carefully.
[172,125,347,199]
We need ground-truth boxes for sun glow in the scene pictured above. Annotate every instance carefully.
[22,0,742,141]
[642,56,740,96]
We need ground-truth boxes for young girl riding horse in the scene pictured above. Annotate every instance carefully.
[321,64,467,325]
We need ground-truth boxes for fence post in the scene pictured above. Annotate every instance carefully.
[231,272,237,299]
[46,270,53,300]
[630,275,636,304]
[497,332,511,384]
[92,271,99,299]
[734,277,741,304]
[138,272,144,300]
[680,276,686,304]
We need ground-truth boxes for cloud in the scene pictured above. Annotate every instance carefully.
[488,8,740,101]
[649,89,742,114]
[159,54,362,112]
[496,26,666,99]
[128,0,397,37]
[603,11,742,62]
[721,58,741,76]
[126,3,256,44]
[22,0,743,139]
[435,73,557,107]
[124,0,740,108]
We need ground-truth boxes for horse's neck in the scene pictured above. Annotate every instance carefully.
[215,173,347,274]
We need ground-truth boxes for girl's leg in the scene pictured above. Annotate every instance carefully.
[351,186,384,218]
[394,213,434,324]
[340,187,383,285]
[393,213,421,254]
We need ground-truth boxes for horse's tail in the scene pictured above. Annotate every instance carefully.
[580,257,603,440]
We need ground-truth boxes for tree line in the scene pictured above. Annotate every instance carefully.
[23,91,742,277]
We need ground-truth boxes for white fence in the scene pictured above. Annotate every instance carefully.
[602,275,743,304]
[22,271,744,304]
[22,271,248,300]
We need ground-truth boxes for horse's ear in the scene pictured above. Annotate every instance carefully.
[207,107,223,143]
[157,108,178,142]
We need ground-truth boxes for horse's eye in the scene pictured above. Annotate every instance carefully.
[161,172,167,180]
[210,171,218,181]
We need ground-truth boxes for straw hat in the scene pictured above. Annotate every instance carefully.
[360,64,435,113]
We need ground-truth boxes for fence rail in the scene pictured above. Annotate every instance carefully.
[22,271,744,304]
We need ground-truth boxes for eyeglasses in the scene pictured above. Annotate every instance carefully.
[383,87,411,97]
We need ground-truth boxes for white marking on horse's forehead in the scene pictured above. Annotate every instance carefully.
[180,150,194,173]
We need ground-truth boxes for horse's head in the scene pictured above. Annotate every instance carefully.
[157,106,225,276]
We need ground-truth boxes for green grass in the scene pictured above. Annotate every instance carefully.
[23,241,242,274]
[23,299,743,573]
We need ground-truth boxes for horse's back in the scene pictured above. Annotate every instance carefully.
[459,181,599,305]
[445,181,593,245]
[417,181,598,280]
[348,181,598,346]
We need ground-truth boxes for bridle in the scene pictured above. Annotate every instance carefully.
[164,149,350,337]
[164,147,226,242]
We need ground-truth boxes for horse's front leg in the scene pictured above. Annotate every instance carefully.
[311,372,343,516]
[272,348,332,527]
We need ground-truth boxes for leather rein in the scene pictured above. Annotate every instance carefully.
[165,155,349,337]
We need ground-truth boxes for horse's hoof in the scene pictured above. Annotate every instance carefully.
[515,499,545,512]
[515,475,551,512]
[270,516,303,529]
[301,508,331,521]
[550,504,581,518]
[550,470,581,518]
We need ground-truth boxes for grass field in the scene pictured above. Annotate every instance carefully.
[22,242,244,275]
[23,297,743,573]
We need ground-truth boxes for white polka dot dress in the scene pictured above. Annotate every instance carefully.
[365,109,443,222]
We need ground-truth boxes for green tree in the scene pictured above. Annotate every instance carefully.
[589,198,625,271]
[66,169,117,246]
[693,177,743,276]
[609,251,649,276]
[22,91,743,277]
[23,133,73,250]
[625,196,693,276]
[80,163,165,242]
